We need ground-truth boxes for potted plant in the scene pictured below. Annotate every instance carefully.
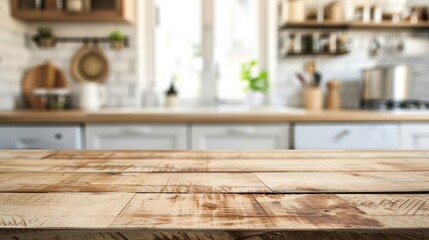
[32,26,56,48]
[241,60,269,108]
[109,30,126,50]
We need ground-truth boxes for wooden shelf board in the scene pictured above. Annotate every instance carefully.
[281,21,429,30]
[282,52,349,58]
[12,10,129,23]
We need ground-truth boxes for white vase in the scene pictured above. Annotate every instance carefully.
[247,91,265,108]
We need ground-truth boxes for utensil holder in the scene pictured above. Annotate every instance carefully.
[303,87,323,111]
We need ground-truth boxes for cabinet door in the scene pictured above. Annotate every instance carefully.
[401,123,429,150]
[85,124,187,150]
[294,123,400,150]
[191,124,290,150]
[0,125,82,150]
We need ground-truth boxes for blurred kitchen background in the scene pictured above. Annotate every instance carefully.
[0,0,428,110]
[1,0,429,151]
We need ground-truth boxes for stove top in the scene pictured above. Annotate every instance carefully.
[360,100,429,111]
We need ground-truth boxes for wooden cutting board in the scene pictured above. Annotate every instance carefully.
[21,62,68,107]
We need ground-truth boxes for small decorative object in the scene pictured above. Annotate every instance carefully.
[109,30,126,50]
[47,88,70,111]
[32,26,56,48]
[165,77,179,108]
[65,0,90,12]
[297,62,324,111]
[326,80,341,110]
[241,60,269,108]
[303,87,323,111]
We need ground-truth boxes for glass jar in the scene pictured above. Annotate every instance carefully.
[32,88,49,110]
[48,89,70,111]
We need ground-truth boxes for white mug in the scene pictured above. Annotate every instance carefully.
[76,83,107,111]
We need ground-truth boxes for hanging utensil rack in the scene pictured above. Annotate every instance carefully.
[32,36,130,48]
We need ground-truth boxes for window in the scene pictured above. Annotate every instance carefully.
[151,0,265,105]
[155,0,202,101]
[214,0,259,102]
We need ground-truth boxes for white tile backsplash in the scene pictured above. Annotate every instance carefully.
[26,22,139,108]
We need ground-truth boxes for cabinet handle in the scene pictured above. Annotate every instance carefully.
[122,128,152,135]
[334,129,351,141]
[227,127,255,135]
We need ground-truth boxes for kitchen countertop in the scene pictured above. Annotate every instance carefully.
[0,150,428,239]
[2,107,429,123]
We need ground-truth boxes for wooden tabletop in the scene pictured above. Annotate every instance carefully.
[2,109,429,123]
[0,150,428,240]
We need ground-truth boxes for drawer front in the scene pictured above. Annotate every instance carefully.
[401,123,429,150]
[0,125,82,150]
[85,124,187,150]
[191,124,290,150]
[295,123,400,150]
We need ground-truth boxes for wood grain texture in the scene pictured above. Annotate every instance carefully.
[0,150,428,238]
[46,150,429,160]
[0,159,162,172]
[256,171,429,193]
[112,193,429,230]
[0,150,55,160]
[0,172,269,193]
[1,158,428,173]
[0,193,134,228]
[0,229,427,240]
[3,109,429,123]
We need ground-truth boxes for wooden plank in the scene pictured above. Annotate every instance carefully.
[341,194,429,228]
[112,194,271,229]
[112,193,429,230]
[256,172,429,193]
[0,229,427,240]
[0,172,270,193]
[0,193,134,228]
[0,151,55,160]
[254,194,429,229]
[46,150,429,160]
[155,158,429,172]
[1,158,428,173]
[0,159,162,173]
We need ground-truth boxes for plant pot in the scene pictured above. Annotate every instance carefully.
[247,91,265,108]
[37,38,56,48]
[110,40,125,50]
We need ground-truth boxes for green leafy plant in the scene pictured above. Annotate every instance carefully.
[241,60,269,93]
[109,30,125,42]
[32,26,54,41]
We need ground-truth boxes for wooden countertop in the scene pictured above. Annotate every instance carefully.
[1,108,429,123]
[0,150,428,239]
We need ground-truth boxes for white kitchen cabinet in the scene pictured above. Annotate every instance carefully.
[191,124,290,150]
[294,123,400,150]
[85,124,187,150]
[401,123,429,150]
[0,125,82,150]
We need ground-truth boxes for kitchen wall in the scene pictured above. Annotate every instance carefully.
[2,0,429,110]
[275,31,429,108]
[28,23,139,107]
[0,0,139,109]
[0,0,30,110]
[274,0,429,108]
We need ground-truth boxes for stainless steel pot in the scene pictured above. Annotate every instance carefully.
[361,64,410,101]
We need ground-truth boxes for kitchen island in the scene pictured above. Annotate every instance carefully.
[0,150,428,239]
